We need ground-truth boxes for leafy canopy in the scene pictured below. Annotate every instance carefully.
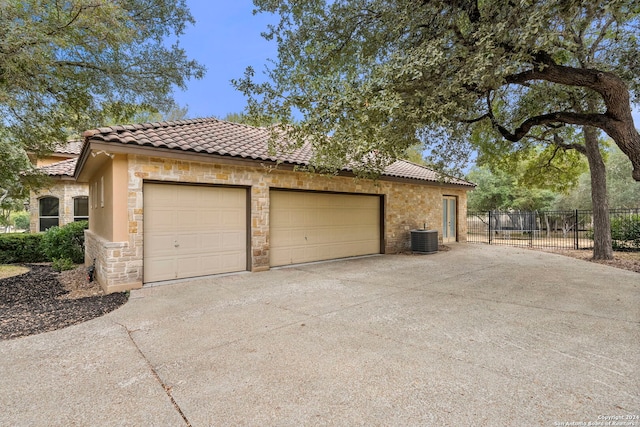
[236,0,640,179]
[466,166,556,212]
[0,0,204,172]
[554,145,640,210]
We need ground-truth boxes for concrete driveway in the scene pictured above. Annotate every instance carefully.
[1,244,638,426]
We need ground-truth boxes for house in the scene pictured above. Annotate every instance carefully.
[29,141,89,232]
[74,118,474,293]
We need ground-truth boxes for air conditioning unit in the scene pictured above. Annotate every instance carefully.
[410,229,438,254]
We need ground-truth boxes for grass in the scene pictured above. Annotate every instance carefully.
[0,265,30,279]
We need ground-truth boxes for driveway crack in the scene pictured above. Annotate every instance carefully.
[116,322,192,427]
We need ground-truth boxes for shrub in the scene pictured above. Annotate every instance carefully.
[11,211,30,231]
[611,214,640,250]
[52,257,76,272]
[41,221,88,264]
[0,233,49,263]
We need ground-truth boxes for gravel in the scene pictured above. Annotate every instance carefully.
[0,264,128,340]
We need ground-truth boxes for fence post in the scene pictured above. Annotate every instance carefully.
[574,209,579,250]
[488,211,492,245]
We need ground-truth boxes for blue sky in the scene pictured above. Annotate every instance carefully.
[171,1,277,119]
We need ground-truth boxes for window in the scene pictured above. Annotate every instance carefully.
[39,196,59,231]
[74,197,89,222]
[93,182,97,208]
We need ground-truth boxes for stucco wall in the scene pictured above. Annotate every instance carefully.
[29,181,89,232]
[86,154,469,293]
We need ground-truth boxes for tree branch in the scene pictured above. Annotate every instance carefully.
[589,16,616,61]
[492,111,607,143]
[552,133,587,155]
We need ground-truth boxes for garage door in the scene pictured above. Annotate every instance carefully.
[143,183,247,283]
[270,191,381,266]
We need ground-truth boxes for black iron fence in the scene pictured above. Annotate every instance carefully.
[467,208,640,251]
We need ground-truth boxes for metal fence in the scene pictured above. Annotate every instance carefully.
[467,208,640,250]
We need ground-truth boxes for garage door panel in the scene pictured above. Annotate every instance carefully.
[145,210,178,231]
[144,234,175,257]
[144,257,176,282]
[144,184,247,283]
[222,231,245,250]
[220,252,246,269]
[221,210,244,227]
[174,232,204,252]
[270,191,380,266]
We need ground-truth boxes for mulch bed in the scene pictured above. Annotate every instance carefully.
[0,264,128,340]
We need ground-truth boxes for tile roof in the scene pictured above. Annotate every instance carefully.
[53,140,83,156]
[38,158,77,177]
[83,117,474,187]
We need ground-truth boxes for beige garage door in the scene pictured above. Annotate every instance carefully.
[143,183,247,283]
[270,191,381,266]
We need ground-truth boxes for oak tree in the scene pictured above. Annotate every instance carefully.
[236,0,640,258]
[0,0,204,197]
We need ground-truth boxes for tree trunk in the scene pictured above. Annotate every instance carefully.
[544,213,550,238]
[583,126,613,260]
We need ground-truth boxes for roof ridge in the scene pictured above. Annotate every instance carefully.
[83,117,221,138]
[82,117,274,140]
[395,158,472,184]
[396,158,436,169]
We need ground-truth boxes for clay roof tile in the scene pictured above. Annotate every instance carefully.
[82,117,473,186]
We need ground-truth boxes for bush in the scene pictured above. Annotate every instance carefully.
[41,221,88,264]
[11,211,30,231]
[611,214,640,250]
[52,257,76,272]
[0,233,49,263]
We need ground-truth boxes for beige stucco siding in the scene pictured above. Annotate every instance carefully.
[87,155,128,242]
[84,154,469,293]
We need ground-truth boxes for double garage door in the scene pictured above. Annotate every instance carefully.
[143,183,381,283]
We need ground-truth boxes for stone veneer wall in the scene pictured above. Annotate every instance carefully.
[29,181,89,232]
[91,154,468,293]
[84,229,142,293]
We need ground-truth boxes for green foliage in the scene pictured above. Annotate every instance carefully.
[236,0,640,179]
[0,234,48,264]
[587,214,640,250]
[610,215,640,250]
[554,145,640,210]
[41,221,88,264]
[0,138,48,228]
[606,146,640,209]
[221,112,278,127]
[51,257,76,273]
[474,126,589,194]
[10,211,30,231]
[401,144,428,166]
[467,166,556,212]
[1,0,205,185]
[105,105,190,126]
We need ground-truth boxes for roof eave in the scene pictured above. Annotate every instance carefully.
[76,137,474,189]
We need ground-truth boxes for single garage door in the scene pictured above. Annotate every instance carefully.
[143,183,247,283]
[270,191,381,266]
